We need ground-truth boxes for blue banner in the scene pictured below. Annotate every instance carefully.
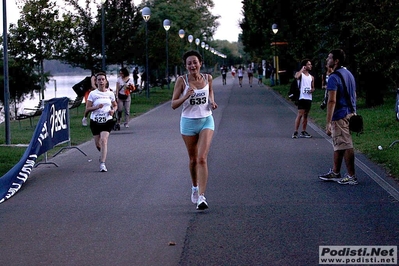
[0,97,70,204]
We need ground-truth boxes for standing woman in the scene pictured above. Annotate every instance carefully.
[116,67,134,129]
[171,50,218,210]
[86,72,117,172]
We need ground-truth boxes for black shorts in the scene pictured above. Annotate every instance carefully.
[90,119,115,135]
[297,99,312,111]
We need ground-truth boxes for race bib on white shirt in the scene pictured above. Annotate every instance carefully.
[88,89,115,123]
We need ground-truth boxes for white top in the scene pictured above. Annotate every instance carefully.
[299,73,313,100]
[88,89,115,123]
[237,68,244,77]
[181,74,212,119]
[117,77,134,96]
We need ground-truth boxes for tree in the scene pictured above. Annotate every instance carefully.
[240,0,399,105]
[137,0,219,76]
[8,0,70,99]
[60,0,104,72]
[0,55,41,116]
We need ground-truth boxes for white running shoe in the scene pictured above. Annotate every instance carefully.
[100,163,107,172]
[82,117,87,126]
[196,195,208,210]
[191,187,199,204]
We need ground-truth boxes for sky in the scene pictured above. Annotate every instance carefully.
[1,0,243,42]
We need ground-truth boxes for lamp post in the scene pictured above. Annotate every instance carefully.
[195,38,200,51]
[188,35,193,49]
[201,41,205,70]
[210,47,215,73]
[142,7,151,98]
[205,44,209,73]
[101,0,106,71]
[163,19,171,90]
[2,0,10,144]
[178,29,185,74]
[272,23,279,85]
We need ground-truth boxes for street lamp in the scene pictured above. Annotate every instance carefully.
[195,38,200,51]
[163,19,171,90]
[188,35,193,49]
[142,7,151,98]
[272,23,279,86]
[179,29,185,40]
[101,0,106,71]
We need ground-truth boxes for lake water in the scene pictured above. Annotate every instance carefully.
[0,73,121,124]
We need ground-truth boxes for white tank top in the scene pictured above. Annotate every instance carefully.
[299,73,313,100]
[181,74,212,118]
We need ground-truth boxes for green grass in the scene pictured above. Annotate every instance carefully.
[0,86,174,176]
[271,80,399,180]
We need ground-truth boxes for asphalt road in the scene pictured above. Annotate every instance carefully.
[1,74,398,266]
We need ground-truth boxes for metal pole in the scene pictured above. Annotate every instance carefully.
[54,79,57,98]
[3,0,11,144]
[101,4,105,71]
[145,22,149,98]
[166,30,169,90]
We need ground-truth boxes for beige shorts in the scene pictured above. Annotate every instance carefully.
[331,114,354,151]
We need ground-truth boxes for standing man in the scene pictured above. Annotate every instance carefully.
[318,49,358,185]
[257,63,263,86]
[292,59,314,138]
[268,63,275,86]
[133,66,139,88]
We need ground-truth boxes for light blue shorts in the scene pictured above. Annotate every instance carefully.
[180,115,215,136]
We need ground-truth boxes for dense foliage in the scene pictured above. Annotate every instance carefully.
[240,0,399,106]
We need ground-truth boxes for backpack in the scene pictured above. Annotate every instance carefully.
[288,78,301,103]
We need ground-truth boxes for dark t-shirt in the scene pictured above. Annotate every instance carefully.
[133,69,139,80]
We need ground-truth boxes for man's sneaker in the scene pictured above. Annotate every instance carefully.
[300,131,312,138]
[196,195,208,210]
[191,187,199,204]
[292,131,298,139]
[318,169,341,181]
[124,123,129,128]
[82,117,87,126]
[338,175,358,185]
[100,163,107,172]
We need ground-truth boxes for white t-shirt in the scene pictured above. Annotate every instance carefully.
[88,89,115,123]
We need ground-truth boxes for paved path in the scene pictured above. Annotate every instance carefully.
[1,75,398,265]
